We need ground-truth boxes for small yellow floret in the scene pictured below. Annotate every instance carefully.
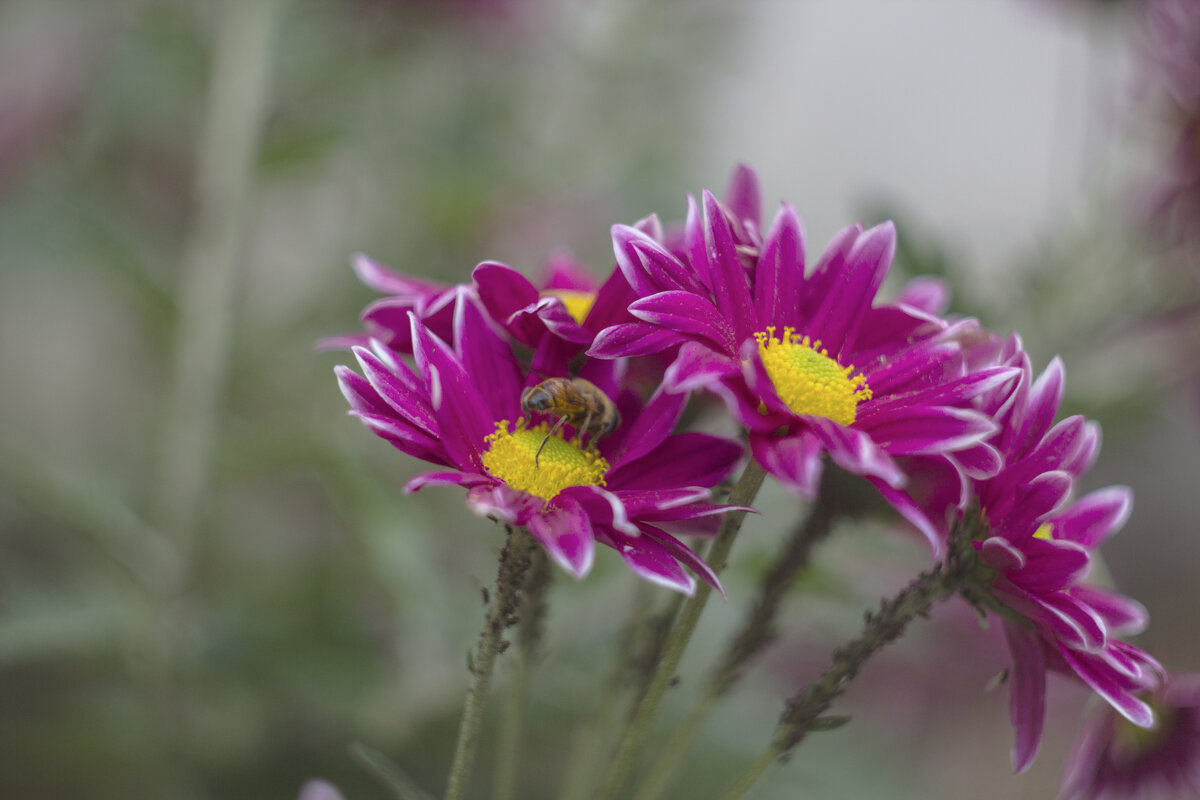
[1032,523,1054,541]
[481,419,609,500]
[755,327,872,426]
[543,289,597,325]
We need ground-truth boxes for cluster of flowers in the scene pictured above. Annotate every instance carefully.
[329,166,1197,794]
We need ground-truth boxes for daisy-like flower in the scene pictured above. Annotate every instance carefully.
[961,343,1162,772]
[1062,673,1200,799]
[319,248,642,362]
[985,488,1162,773]
[334,288,744,594]
[589,179,1016,553]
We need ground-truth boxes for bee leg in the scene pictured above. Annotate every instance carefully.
[578,411,593,448]
[535,416,567,467]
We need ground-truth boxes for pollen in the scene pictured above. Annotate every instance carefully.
[755,327,872,426]
[543,289,596,325]
[481,419,609,500]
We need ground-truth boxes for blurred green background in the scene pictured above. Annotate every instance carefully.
[1,1,1197,798]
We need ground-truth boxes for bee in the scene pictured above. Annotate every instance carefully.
[520,377,620,466]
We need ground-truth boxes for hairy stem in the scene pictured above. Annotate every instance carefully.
[493,546,551,800]
[633,483,839,800]
[719,525,982,800]
[593,459,766,800]
[444,527,536,800]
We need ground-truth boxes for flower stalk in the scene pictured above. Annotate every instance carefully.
[493,546,551,800]
[594,458,767,800]
[719,520,985,800]
[153,0,286,553]
[633,477,843,800]
[444,526,537,800]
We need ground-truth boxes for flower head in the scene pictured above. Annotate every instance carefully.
[1062,674,1200,799]
[960,344,1162,772]
[319,249,642,362]
[335,288,744,594]
[589,170,1016,553]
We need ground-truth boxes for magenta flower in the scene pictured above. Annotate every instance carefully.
[960,345,1162,772]
[319,248,643,363]
[317,252,459,354]
[1062,673,1200,799]
[984,486,1161,773]
[335,288,744,594]
[589,178,1016,553]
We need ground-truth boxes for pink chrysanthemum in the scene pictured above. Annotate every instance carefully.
[588,168,1016,554]
[335,288,744,594]
[319,249,639,361]
[1062,674,1200,799]
[960,340,1162,772]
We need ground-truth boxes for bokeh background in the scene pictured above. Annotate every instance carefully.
[1,0,1197,798]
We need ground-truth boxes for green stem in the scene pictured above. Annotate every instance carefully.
[558,584,672,800]
[493,546,551,800]
[152,0,286,552]
[719,528,981,800]
[593,459,767,800]
[632,483,839,800]
[444,527,536,800]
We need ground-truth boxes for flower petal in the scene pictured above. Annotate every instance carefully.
[807,417,905,488]
[612,224,704,296]
[1052,487,1132,549]
[1070,586,1148,637]
[604,387,686,469]
[453,289,524,422]
[629,290,736,353]
[404,470,490,494]
[607,433,742,490]
[352,252,446,296]
[527,496,596,579]
[724,163,761,232]
[602,526,695,595]
[589,321,679,358]
[857,405,997,457]
[410,314,492,471]
[750,432,824,499]
[351,346,437,435]
[641,523,725,597]
[755,203,806,330]
[663,341,740,393]
[472,261,539,325]
[1060,647,1155,728]
[806,221,895,357]
[1004,620,1047,774]
[701,190,758,342]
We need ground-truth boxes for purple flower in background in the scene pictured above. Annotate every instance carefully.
[297,780,345,800]
[1062,674,1200,799]
[335,288,744,594]
[1138,0,1200,260]
[590,171,1015,553]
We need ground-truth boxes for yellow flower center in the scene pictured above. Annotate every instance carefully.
[543,289,596,325]
[1032,523,1054,541]
[481,420,609,500]
[755,327,872,426]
